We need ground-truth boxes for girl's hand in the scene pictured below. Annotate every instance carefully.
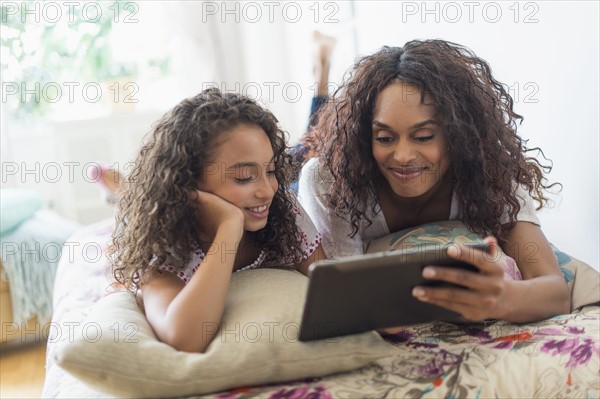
[412,237,509,321]
[189,190,245,240]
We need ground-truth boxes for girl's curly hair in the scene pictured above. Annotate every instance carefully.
[312,39,560,241]
[110,88,303,289]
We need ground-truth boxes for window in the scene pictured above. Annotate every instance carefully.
[1,1,172,122]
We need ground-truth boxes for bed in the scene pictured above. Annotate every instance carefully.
[0,189,80,346]
[42,219,600,398]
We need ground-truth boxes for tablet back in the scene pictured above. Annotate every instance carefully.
[298,246,481,341]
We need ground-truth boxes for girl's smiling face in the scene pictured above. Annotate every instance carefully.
[198,123,278,232]
[371,82,449,199]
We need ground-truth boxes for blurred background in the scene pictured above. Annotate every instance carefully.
[1,1,598,268]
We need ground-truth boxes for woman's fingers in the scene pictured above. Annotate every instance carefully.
[446,238,503,276]
[419,238,504,292]
[413,280,503,306]
[417,293,495,322]
[421,265,504,292]
[412,237,508,320]
[412,282,504,321]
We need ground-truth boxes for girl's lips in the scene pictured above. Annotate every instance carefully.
[389,167,426,181]
[246,204,270,219]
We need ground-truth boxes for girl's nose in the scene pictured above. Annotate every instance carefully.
[255,174,276,199]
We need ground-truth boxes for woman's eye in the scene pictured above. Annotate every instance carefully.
[374,136,394,144]
[415,135,434,142]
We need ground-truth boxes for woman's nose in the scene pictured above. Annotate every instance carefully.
[393,141,417,164]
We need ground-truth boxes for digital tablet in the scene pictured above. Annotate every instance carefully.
[298,243,490,341]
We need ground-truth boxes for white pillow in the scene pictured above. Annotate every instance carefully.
[54,268,393,397]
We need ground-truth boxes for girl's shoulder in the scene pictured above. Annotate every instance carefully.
[288,198,322,261]
[157,245,205,284]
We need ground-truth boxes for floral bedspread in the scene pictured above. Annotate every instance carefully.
[43,220,600,399]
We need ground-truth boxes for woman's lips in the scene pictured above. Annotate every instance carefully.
[389,167,426,181]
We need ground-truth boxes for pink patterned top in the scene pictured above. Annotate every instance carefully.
[159,201,322,284]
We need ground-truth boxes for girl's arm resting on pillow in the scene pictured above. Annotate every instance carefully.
[141,222,243,353]
[414,221,570,323]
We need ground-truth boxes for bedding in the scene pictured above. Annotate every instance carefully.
[1,205,80,345]
[0,188,44,235]
[43,219,600,398]
[54,270,391,397]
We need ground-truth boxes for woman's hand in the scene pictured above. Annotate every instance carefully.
[411,237,509,321]
[189,190,245,240]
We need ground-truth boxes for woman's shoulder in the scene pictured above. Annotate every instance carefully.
[507,183,540,225]
[299,157,333,195]
[289,196,317,231]
[452,184,540,226]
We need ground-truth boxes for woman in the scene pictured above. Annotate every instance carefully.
[298,40,570,323]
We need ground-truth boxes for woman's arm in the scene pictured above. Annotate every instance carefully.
[496,221,571,321]
[412,222,570,323]
[142,191,245,353]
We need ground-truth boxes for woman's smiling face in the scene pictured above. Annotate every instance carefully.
[371,82,449,199]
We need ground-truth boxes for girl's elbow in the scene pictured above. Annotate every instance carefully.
[160,330,211,353]
[152,320,213,353]
[170,337,210,354]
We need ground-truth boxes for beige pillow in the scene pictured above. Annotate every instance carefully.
[550,245,600,311]
[54,268,393,398]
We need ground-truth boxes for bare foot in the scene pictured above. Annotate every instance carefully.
[314,31,337,65]
[313,31,337,96]
[87,164,124,205]
[102,168,123,194]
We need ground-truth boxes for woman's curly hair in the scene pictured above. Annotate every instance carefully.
[110,88,303,290]
[312,39,559,241]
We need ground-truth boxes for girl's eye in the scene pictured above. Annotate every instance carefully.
[234,177,253,184]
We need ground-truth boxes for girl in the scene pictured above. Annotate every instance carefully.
[110,88,325,353]
[298,40,570,324]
